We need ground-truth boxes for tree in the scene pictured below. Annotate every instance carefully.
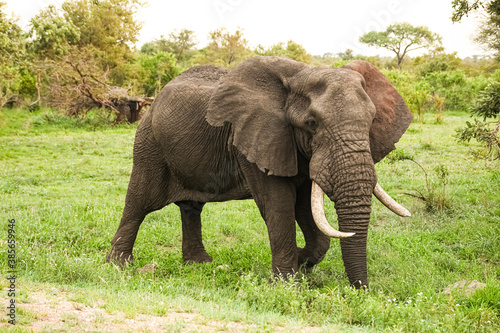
[451,0,485,22]
[255,40,311,63]
[140,29,197,63]
[474,1,500,57]
[138,52,182,96]
[451,1,500,58]
[61,0,143,69]
[337,49,355,61]
[27,0,149,120]
[359,22,442,69]
[202,27,253,67]
[28,5,80,59]
[0,2,26,108]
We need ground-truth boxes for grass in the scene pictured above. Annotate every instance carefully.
[0,108,499,332]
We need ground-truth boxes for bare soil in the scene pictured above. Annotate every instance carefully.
[1,289,325,332]
[2,290,255,332]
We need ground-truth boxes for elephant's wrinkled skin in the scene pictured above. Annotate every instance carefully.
[106,56,413,288]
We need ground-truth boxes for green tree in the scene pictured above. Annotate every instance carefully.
[452,1,500,58]
[138,52,182,96]
[201,27,253,67]
[474,1,500,57]
[61,0,143,68]
[359,22,442,69]
[0,2,26,108]
[150,29,197,61]
[27,0,147,116]
[337,48,355,61]
[451,0,485,22]
[28,5,80,59]
[255,40,311,63]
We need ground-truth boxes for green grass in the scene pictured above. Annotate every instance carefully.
[1,108,499,332]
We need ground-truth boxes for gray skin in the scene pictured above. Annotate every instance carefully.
[106,56,413,288]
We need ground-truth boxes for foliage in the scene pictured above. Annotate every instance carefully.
[25,0,147,116]
[337,48,355,61]
[474,0,500,58]
[471,81,500,119]
[451,1,500,58]
[456,82,500,161]
[140,28,197,63]
[382,69,432,121]
[255,40,312,63]
[425,70,469,110]
[138,52,182,96]
[359,22,442,68]
[60,0,143,69]
[28,5,81,58]
[413,50,463,76]
[0,0,498,119]
[451,0,485,22]
[196,27,253,68]
[0,2,26,108]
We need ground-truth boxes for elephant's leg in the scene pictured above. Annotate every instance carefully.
[107,162,171,265]
[106,203,145,266]
[295,181,330,270]
[107,125,171,265]
[176,201,212,263]
[240,163,298,276]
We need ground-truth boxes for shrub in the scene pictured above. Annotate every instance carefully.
[456,82,500,161]
[383,69,433,121]
[424,70,469,110]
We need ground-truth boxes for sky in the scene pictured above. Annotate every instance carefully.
[3,0,485,58]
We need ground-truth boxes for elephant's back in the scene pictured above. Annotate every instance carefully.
[173,65,229,83]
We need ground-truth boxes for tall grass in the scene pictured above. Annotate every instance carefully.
[1,108,499,331]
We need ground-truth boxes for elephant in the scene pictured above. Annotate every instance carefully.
[106,56,413,288]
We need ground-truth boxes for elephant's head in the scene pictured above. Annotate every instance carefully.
[206,56,413,288]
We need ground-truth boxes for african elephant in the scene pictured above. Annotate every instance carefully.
[106,56,413,288]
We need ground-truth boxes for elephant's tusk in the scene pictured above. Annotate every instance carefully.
[311,182,356,238]
[373,183,411,217]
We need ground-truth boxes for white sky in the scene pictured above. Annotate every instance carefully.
[4,0,484,58]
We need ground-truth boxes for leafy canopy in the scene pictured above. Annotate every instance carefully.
[255,40,312,63]
[359,22,442,67]
[451,0,485,22]
[0,2,26,108]
[141,29,197,62]
[202,27,253,67]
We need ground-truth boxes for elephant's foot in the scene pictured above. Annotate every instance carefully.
[297,247,325,271]
[183,251,213,264]
[106,248,134,266]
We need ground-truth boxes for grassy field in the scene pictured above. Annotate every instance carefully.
[0,108,499,332]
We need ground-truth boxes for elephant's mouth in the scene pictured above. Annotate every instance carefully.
[310,181,411,238]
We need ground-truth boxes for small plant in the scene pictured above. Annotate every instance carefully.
[387,150,451,211]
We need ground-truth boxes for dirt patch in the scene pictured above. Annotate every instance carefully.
[1,288,329,332]
[2,291,255,332]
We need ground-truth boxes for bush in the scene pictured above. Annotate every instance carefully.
[424,70,468,110]
[456,82,500,161]
[138,52,182,96]
[383,69,432,121]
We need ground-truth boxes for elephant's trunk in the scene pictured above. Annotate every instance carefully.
[311,149,376,288]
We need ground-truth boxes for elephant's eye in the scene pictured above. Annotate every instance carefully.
[305,119,317,131]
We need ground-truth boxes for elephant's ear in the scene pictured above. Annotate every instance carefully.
[344,60,413,163]
[206,56,308,176]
